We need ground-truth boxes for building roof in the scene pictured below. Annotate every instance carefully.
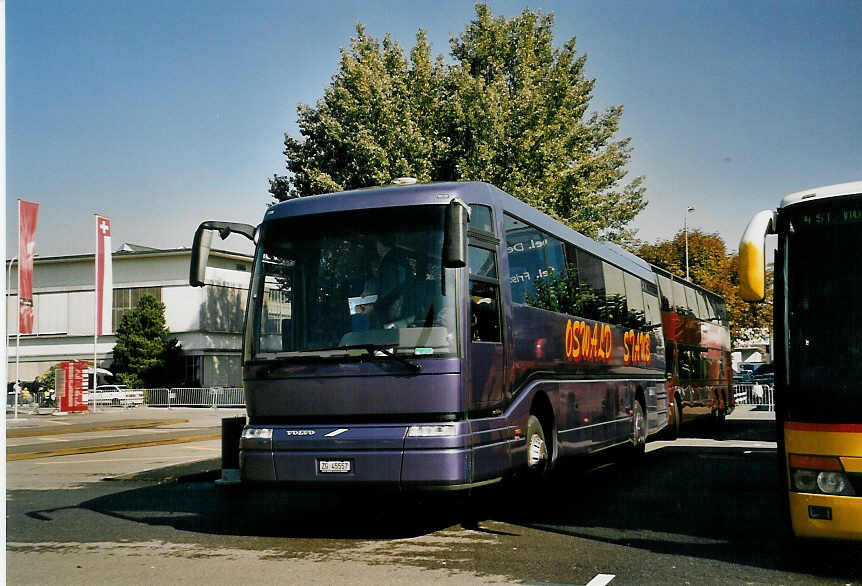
[6,244,252,267]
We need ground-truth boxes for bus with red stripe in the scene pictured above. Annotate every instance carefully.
[740,180,862,541]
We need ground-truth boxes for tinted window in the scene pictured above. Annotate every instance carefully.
[657,274,674,312]
[504,214,565,304]
[468,246,497,279]
[470,280,501,342]
[469,205,494,234]
[642,280,662,327]
[575,249,605,297]
[679,346,705,382]
[672,280,688,315]
[624,272,645,316]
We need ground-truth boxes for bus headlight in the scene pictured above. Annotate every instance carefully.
[242,427,273,439]
[241,427,273,449]
[407,424,457,437]
[791,469,819,493]
[817,471,855,496]
[789,454,856,496]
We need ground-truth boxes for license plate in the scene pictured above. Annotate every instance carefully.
[319,460,351,473]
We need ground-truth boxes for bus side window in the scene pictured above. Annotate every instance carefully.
[657,274,674,312]
[565,247,605,322]
[642,280,662,328]
[468,245,501,343]
[504,214,565,306]
[470,281,501,342]
[469,205,495,235]
[666,341,676,377]
[672,279,689,316]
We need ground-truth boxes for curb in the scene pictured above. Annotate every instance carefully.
[6,418,191,438]
[106,457,222,483]
[7,430,221,461]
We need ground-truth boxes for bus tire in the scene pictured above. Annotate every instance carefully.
[671,396,681,440]
[526,414,549,479]
[631,399,646,456]
[712,394,726,439]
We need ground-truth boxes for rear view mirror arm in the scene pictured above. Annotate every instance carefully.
[189,221,256,287]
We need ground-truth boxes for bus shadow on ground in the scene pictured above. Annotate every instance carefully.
[75,480,463,540]
[492,437,862,581]
[44,417,857,579]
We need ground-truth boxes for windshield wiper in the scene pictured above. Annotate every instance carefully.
[341,344,422,374]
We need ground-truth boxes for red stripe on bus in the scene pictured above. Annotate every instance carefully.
[785,422,862,433]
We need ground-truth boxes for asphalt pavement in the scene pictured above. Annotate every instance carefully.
[5,402,772,478]
[6,405,245,461]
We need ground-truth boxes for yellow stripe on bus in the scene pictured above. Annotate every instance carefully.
[785,427,862,458]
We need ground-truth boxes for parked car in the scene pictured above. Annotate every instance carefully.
[752,362,775,386]
[733,370,751,384]
[88,384,144,407]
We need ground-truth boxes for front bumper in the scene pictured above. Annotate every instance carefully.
[789,492,862,540]
[240,421,513,489]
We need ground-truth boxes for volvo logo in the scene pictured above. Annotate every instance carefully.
[286,430,315,436]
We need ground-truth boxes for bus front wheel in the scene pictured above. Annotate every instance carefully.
[526,415,549,477]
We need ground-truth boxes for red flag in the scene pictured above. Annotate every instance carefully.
[95,216,113,335]
[18,200,39,334]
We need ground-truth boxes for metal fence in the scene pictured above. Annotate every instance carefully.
[140,387,245,408]
[734,383,774,411]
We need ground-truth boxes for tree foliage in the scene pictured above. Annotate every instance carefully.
[635,230,773,343]
[111,295,183,388]
[271,3,646,240]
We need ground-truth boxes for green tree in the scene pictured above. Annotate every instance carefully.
[40,365,57,390]
[635,230,773,343]
[111,295,183,388]
[271,4,646,240]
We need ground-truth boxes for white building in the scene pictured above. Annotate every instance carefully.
[6,244,252,387]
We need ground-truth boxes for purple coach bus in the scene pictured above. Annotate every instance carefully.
[190,181,668,489]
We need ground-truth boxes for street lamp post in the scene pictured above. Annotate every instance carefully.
[684,206,695,280]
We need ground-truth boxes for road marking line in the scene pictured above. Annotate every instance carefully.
[183,446,219,451]
[586,574,615,586]
[37,437,70,442]
[6,432,220,461]
[33,456,194,465]
[6,418,190,438]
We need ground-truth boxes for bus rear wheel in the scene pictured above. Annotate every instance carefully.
[670,397,681,440]
[631,400,646,455]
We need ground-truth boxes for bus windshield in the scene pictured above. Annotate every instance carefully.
[249,205,457,360]
[787,198,862,421]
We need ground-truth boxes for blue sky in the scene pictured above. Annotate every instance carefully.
[6,0,861,257]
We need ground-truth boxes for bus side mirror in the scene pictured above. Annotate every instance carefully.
[443,200,470,268]
[190,221,256,287]
[738,210,776,302]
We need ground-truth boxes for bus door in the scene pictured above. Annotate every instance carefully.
[467,243,505,412]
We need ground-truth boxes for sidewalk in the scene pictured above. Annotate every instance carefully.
[727,403,776,421]
[6,405,246,461]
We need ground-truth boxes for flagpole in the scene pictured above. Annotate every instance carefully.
[93,214,98,412]
[15,200,20,418]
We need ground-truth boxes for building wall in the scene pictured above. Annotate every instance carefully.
[6,249,251,387]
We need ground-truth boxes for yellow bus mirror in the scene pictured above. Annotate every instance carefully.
[738,210,776,302]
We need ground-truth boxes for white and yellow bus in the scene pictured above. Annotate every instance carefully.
[740,180,862,541]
